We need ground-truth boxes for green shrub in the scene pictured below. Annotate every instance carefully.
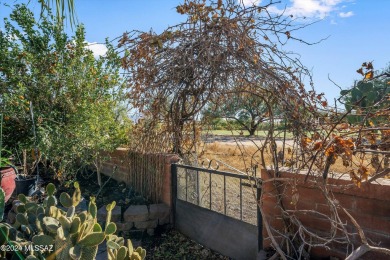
[0,4,131,179]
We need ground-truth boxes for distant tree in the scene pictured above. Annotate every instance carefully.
[208,91,270,136]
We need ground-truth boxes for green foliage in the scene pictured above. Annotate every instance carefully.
[204,91,275,136]
[88,197,97,218]
[106,235,146,260]
[0,4,131,179]
[1,182,145,259]
[78,232,106,247]
[341,65,390,124]
[32,234,54,246]
[105,222,117,235]
[0,114,12,168]
[40,0,77,28]
[60,192,73,208]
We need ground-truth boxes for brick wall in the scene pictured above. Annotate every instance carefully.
[100,148,179,206]
[261,169,390,259]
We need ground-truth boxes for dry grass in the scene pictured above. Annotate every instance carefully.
[198,141,271,173]
[179,140,385,226]
[198,141,381,178]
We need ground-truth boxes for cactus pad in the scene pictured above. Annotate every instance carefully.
[16,213,29,225]
[43,217,60,233]
[106,201,116,212]
[32,234,54,246]
[78,232,105,247]
[72,183,81,207]
[105,222,117,235]
[0,224,9,244]
[46,183,56,196]
[46,196,57,208]
[60,192,73,208]
[70,217,81,234]
[107,240,121,250]
[66,206,75,218]
[25,202,38,214]
[16,204,26,214]
[117,246,128,260]
[135,247,146,259]
[93,223,102,232]
[18,194,27,204]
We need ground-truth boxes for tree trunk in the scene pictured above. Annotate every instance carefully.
[249,127,256,136]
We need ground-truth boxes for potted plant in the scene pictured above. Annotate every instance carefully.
[14,148,38,196]
[0,114,16,202]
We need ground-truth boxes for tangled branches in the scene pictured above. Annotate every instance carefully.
[117,0,389,258]
[118,0,325,155]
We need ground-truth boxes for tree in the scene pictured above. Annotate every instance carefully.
[115,1,390,259]
[119,0,322,155]
[0,4,129,179]
[207,90,270,136]
[40,0,77,27]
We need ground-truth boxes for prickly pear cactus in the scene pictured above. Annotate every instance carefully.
[106,236,146,260]
[5,183,145,260]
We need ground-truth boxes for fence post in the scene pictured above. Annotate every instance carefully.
[257,179,263,251]
[171,163,177,228]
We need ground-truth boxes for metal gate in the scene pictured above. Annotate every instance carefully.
[171,164,262,260]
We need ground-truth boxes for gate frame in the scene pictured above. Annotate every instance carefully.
[171,163,263,252]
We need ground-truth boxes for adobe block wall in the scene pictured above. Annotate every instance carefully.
[99,148,179,206]
[261,169,390,259]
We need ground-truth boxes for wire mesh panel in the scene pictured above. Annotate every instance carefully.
[242,181,258,225]
[175,164,260,226]
[210,173,224,214]
[177,167,187,201]
[225,176,241,220]
[198,171,210,208]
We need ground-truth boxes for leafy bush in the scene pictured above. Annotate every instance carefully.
[0,4,130,179]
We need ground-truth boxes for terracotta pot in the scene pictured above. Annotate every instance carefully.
[0,167,17,202]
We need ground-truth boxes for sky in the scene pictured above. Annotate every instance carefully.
[1,0,390,105]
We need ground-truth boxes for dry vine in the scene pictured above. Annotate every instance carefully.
[116,0,389,258]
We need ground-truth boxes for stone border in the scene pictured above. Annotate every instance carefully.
[98,203,171,236]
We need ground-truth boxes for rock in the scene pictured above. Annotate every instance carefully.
[149,203,170,220]
[123,205,148,222]
[98,205,122,223]
[134,219,158,229]
[116,222,133,231]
